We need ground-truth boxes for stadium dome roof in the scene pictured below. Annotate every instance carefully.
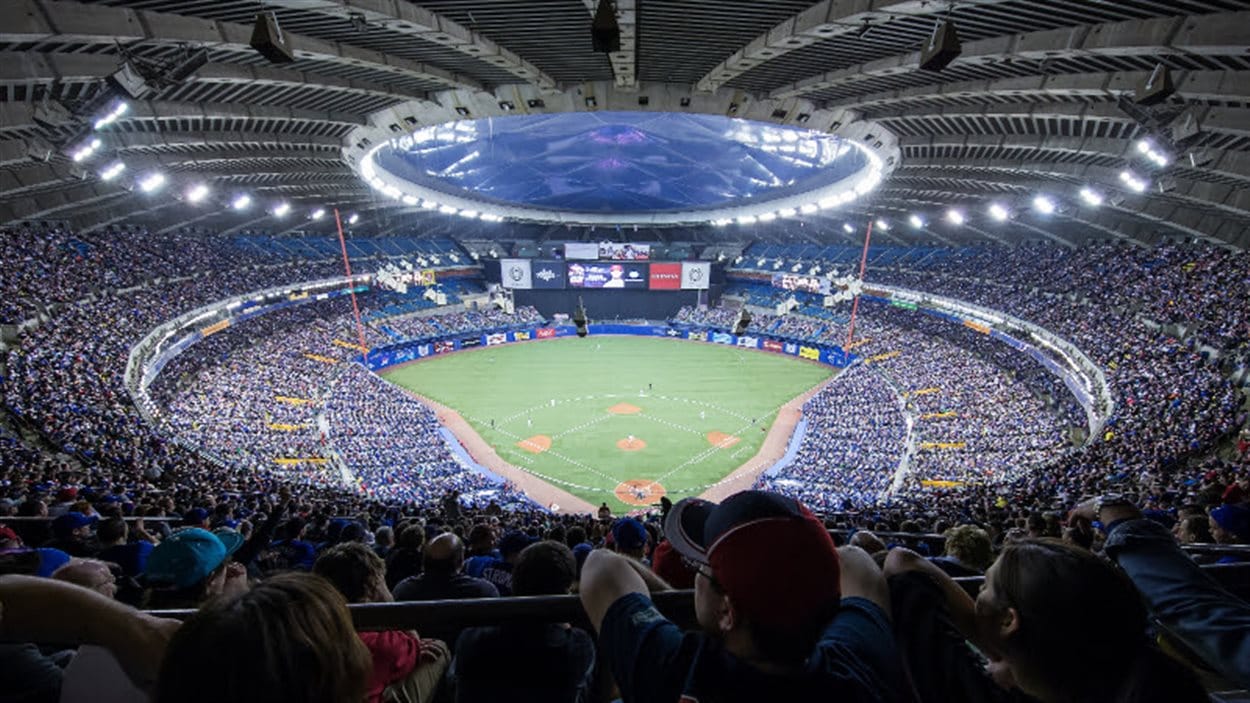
[2,0,1248,246]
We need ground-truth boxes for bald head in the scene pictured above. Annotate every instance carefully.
[53,559,118,599]
[424,533,465,575]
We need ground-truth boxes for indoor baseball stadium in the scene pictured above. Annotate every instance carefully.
[1,1,1248,701]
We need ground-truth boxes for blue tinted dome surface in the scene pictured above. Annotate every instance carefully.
[371,111,867,214]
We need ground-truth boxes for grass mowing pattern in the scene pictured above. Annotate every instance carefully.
[382,336,833,511]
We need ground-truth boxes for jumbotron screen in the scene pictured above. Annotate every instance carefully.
[567,262,648,288]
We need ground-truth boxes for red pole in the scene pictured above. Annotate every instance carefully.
[334,208,370,360]
[845,219,874,349]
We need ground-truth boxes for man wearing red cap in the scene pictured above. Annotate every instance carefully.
[579,490,907,702]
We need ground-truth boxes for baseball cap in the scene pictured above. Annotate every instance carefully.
[664,490,841,630]
[0,548,72,578]
[498,530,535,556]
[1211,503,1250,540]
[0,525,20,545]
[56,487,79,502]
[146,527,241,589]
[612,518,648,551]
[182,508,210,526]
[51,511,98,538]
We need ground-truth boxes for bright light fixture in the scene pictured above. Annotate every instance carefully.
[272,202,291,217]
[874,219,890,231]
[99,161,126,181]
[311,208,325,220]
[757,212,777,222]
[185,184,210,203]
[1032,195,1055,215]
[1119,170,1148,193]
[1079,188,1103,207]
[347,213,360,225]
[945,209,965,225]
[909,214,924,228]
[799,203,819,215]
[232,194,251,211]
[842,223,854,234]
[737,215,757,225]
[138,172,166,193]
[988,203,1009,221]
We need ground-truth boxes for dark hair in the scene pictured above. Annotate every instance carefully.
[565,526,587,548]
[97,517,127,544]
[989,539,1205,702]
[313,542,385,603]
[511,541,576,596]
[156,573,371,703]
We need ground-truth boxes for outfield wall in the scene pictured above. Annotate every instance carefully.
[362,322,858,372]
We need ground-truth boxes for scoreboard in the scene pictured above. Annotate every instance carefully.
[500,259,709,291]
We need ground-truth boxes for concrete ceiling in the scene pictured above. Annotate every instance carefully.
[1,0,1248,246]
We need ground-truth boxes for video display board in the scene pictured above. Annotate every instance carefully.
[649,262,682,290]
[598,243,650,260]
[567,261,648,288]
[772,272,830,294]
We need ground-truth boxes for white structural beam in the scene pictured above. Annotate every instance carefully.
[698,0,1012,93]
[771,12,1248,99]
[260,0,559,92]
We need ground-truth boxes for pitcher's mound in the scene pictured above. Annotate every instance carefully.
[517,435,551,453]
[616,437,647,451]
[707,431,741,448]
[615,479,666,506]
[607,402,642,415]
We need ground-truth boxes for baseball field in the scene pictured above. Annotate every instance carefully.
[382,336,833,511]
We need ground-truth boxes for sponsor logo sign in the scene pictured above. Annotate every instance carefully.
[536,328,557,339]
[417,344,432,357]
[665,328,682,337]
[689,331,707,342]
[514,330,531,341]
[460,336,481,348]
[531,261,566,289]
[737,336,759,349]
[434,340,455,354]
[783,342,799,355]
[799,346,821,360]
[763,340,784,352]
[649,262,682,290]
[486,333,507,346]
[712,332,733,345]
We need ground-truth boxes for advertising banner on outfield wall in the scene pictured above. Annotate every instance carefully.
[763,340,784,353]
[712,332,733,344]
[784,342,799,355]
[536,328,557,339]
[460,336,481,348]
[649,263,682,290]
[689,331,707,342]
[737,336,759,349]
[486,333,507,346]
[681,262,711,290]
[500,259,532,289]
[513,330,531,341]
[435,340,455,354]
[418,344,432,357]
[531,261,566,289]
[799,346,820,360]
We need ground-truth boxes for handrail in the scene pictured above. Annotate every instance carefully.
[145,563,1250,629]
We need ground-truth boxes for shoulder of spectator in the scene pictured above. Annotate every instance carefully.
[579,549,649,632]
[837,545,890,615]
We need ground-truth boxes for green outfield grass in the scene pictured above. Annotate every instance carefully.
[381,336,833,511]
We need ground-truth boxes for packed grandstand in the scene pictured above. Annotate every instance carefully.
[3,1,1250,701]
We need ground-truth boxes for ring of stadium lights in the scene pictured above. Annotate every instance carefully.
[357,125,887,227]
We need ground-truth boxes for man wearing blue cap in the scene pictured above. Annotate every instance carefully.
[44,512,99,558]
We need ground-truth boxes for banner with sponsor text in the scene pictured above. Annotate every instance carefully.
[486,333,507,346]
[649,262,682,290]
[737,336,759,349]
[500,259,532,289]
[681,261,710,290]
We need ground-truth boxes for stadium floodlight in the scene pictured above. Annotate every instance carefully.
[310,208,325,220]
[272,202,291,217]
[874,219,890,231]
[799,203,819,215]
[138,172,166,193]
[438,205,458,215]
[842,223,854,234]
[458,209,479,219]
[401,194,418,206]
[347,213,360,225]
[185,183,210,203]
[1136,139,1152,154]
[99,161,126,181]
[92,101,129,130]
[421,199,439,210]
[778,207,797,218]
[757,212,777,222]
[945,209,964,225]
[1032,195,1055,215]
[1079,188,1103,207]
[988,203,1010,221]
[909,214,924,228]
[231,194,252,211]
[1119,170,1148,193]
[736,215,757,225]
